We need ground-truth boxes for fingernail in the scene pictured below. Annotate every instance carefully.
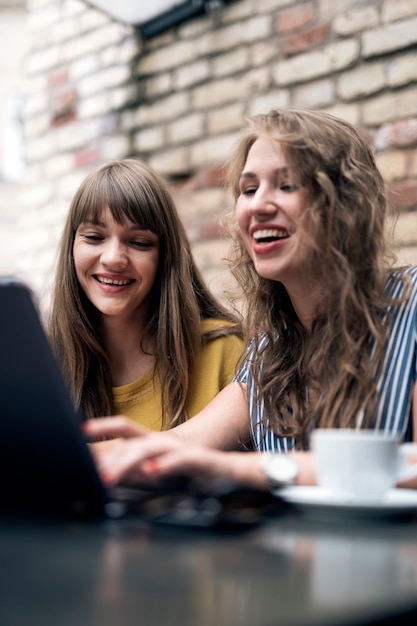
[143,459,160,474]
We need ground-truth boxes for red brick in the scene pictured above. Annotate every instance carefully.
[387,179,417,212]
[74,147,100,169]
[50,87,77,128]
[202,164,228,187]
[275,2,315,33]
[48,69,69,89]
[283,23,329,56]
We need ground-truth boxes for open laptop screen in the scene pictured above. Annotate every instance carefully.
[0,279,108,517]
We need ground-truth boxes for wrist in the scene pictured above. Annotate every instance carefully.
[261,452,299,489]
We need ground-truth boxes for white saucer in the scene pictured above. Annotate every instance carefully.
[276,486,417,519]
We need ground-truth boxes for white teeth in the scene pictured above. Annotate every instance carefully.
[253,228,288,240]
[97,276,131,286]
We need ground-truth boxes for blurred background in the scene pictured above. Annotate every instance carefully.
[1,0,417,316]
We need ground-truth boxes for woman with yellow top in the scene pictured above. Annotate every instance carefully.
[49,159,243,430]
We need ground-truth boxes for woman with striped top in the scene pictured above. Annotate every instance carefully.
[85,108,417,491]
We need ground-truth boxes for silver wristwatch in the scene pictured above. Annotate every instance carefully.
[261,453,298,489]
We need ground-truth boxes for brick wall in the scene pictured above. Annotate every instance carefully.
[18,0,417,309]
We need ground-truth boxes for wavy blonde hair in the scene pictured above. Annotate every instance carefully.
[49,159,240,426]
[226,108,402,445]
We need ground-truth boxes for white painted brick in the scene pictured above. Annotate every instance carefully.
[362,86,417,125]
[44,152,74,178]
[148,148,189,175]
[208,103,246,134]
[257,0,293,13]
[101,38,140,66]
[334,6,379,35]
[145,73,173,97]
[193,77,250,108]
[63,0,87,19]
[63,23,126,62]
[362,18,417,57]
[273,39,359,85]
[56,169,87,198]
[79,7,113,32]
[174,188,227,219]
[21,181,52,208]
[323,102,360,125]
[167,113,205,144]
[138,40,195,74]
[178,15,210,39]
[387,53,417,87]
[135,93,189,126]
[250,41,280,67]
[101,134,130,161]
[294,78,335,108]
[50,18,79,44]
[78,93,109,118]
[197,22,244,56]
[174,59,210,90]
[109,84,138,109]
[248,90,290,116]
[24,135,53,162]
[77,65,131,97]
[245,66,271,92]
[69,53,101,80]
[133,127,166,152]
[221,0,254,22]
[52,119,100,152]
[24,113,50,139]
[26,46,61,74]
[337,63,385,101]
[242,15,271,42]
[190,133,237,167]
[213,48,249,78]
[382,0,417,23]
[27,5,60,31]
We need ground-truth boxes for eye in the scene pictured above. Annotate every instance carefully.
[130,240,154,249]
[83,234,103,243]
[240,186,257,196]
[281,183,298,192]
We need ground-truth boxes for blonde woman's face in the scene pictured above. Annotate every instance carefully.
[73,207,159,324]
[236,136,315,290]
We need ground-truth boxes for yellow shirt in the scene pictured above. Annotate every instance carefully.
[111,318,243,431]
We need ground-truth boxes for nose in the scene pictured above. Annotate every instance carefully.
[100,238,128,269]
[248,184,277,216]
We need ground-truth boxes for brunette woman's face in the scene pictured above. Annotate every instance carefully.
[73,207,159,323]
[235,136,314,290]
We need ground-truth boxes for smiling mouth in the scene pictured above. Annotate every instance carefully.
[94,276,134,286]
[252,228,290,243]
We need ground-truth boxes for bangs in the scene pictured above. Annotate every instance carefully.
[71,163,167,235]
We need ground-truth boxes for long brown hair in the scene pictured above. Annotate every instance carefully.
[226,108,401,444]
[49,159,240,426]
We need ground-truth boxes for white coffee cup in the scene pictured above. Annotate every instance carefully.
[311,429,417,503]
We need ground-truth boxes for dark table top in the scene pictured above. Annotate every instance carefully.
[1,507,417,626]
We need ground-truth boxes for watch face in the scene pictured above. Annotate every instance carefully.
[263,454,298,487]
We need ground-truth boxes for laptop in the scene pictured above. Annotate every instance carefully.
[0,278,122,518]
[0,279,284,525]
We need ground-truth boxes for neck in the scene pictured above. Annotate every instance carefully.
[99,314,156,386]
[285,280,322,333]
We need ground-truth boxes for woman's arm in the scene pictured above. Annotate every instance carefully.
[85,381,251,450]
[84,382,253,486]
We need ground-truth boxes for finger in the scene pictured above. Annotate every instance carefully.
[82,416,150,441]
[95,435,184,486]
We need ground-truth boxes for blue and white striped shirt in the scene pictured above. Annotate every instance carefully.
[235,266,417,452]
